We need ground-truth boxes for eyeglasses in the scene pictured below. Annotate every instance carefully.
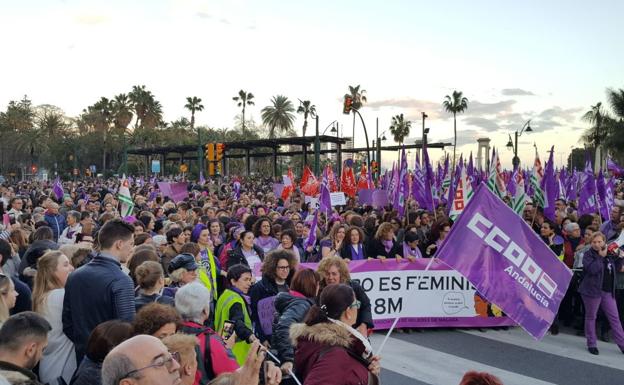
[276,265,290,270]
[349,300,361,309]
[123,351,180,378]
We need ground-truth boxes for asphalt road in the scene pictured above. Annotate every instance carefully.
[372,327,624,385]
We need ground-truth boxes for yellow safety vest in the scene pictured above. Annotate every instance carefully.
[198,248,219,300]
[215,288,252,365]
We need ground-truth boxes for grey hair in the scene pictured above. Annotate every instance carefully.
[175,282,212,323]
[102,352,139,385]
[169,268,187,283]
[67,210,81,222]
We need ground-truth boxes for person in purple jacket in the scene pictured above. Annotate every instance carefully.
[578,231,624,355]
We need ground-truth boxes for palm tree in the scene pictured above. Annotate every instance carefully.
[112,94,133,130]
[582,102,608,171]
[129,85,150,129]
[184,96,204,131]
[389,114,411,146]
[344,85,367,139]
[232,90,254,135]
[88,97,114,172]
[261,95,296,138]
[442,90,469,172]
[607,88,624,120]
[296,99,316,137]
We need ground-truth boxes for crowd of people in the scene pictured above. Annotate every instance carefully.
[0,174,623,385]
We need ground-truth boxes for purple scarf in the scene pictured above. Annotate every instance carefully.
[254,236,279,252]
[350,244,365,260]
[402,242,422,259]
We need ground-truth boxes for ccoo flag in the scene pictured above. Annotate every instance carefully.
[436,183,572,340]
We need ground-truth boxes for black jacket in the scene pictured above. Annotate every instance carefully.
[226,245,265,270]
[19,239,59,288]
[69,356,101,385]
[350,280,374,329]
[366,239,400,259]
[271,292,315,364]
[63,254,135,364]
[134,293,175,312]
[249,275,290,343]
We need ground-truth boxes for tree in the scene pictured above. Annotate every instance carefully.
[296,99,316,137]
[581,102,608,170]
[184,96,204,131]
[261,95,295,138]
[389,113,411,146]
[232,90,254,135]
[442,90,469,173]
[344,85,367,139]
[112,94,133,130]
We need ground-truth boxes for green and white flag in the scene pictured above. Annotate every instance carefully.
[449,164,473,221]
[486,148,506,198]
[118,175,134,217]
[531,150,545,208]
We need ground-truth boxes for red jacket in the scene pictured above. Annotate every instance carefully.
[290,322,372,385]
[563,236,584,269]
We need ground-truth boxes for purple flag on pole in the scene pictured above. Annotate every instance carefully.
[541,146,557,221]
[422,145,435,212]
[578,156,597,216]
[319,181,332,215]
[199,171,206,185]
[436,183,572,340]
[158,182,188,202]
[304,211,318,249]
[394,148,408,219]
[596,171,609,220]
[53,177,64,201]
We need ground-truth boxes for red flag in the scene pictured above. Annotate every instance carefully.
[357,164,372,191]
[341,163,357,198]
[300,166,319,196]
[326,165,339,192]
[281,168,295,200]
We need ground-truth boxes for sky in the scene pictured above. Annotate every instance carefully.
[1,0,623,169]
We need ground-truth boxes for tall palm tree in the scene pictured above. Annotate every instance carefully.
[90,97,114,171]
[344,85,367,140]
[296,99,316,137]
[233,90,254,135]
[112,94,133,130]
[184,96,204,131]
[442,90,469,172]
[261,95,296,138]
[389,113,411,146]
[607,88,624,120]
[582,102,608,170]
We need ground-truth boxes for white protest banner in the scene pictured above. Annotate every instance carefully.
[330,192,346,206]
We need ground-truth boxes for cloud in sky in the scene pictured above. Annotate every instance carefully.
[501,88,535,96]
[467,100,516,116]
[463,117,501,132]
[365,98,444,119]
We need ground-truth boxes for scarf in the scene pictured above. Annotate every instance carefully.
[382,239,394,254]
[328,318,373,360]
[230,286,252,306]
[350,244,365,260]
[255,236,279,252]
[402,242,422,259]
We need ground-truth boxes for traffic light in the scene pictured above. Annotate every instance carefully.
[205,143,214,161]
[371,161,378,176]
[216,143,225,161]
[31,165,38,174]
[343,96,353,114]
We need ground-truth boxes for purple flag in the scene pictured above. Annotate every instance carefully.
[578,156,597,216]
[436,183,572,340]
[158,182,188,202]
[394,148,408,219]
[319,180,332,215]
[541,147,557,221]
[199,171,206,185]
[233,179,241,199]
[422,145,435,212]
[304,211,318,249]
[53,177,64,201]
[596,171,609,220]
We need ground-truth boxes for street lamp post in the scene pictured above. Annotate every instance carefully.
[506,120,532,170]
[351,108,372,174]
[314,118,338,175]
[421,112,428,166]
[197,128,203,175]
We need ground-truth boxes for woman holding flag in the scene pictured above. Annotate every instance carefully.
[578,231,624,355]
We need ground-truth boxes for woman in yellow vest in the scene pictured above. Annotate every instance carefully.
[191,224,223,301]
[215,264,256,365]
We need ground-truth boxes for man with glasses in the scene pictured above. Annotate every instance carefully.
[102,334,182,385]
